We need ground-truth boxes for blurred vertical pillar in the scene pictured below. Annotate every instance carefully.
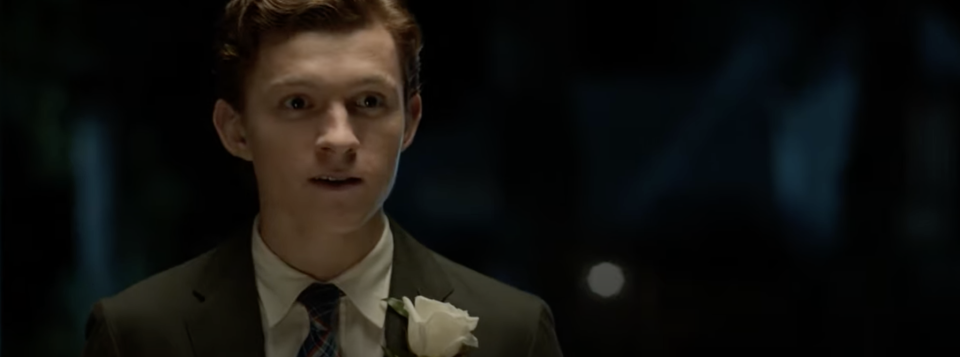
[70,114,116,327]
[770,36,858,259]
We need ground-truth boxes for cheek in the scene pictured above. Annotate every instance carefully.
[358,120,405,170]
[247,121,314,170]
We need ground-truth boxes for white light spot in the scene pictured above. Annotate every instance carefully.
[587,262,625,298]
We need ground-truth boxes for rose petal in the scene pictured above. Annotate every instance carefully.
[402,297,423,323]
[403,296,481,357]
[462,333,479,348]
[407,320,429,356]
[413,296,455,320]
[421,310,473,357]
[461,315,479,331]
[403,297,428,355]
[444,313,480,333]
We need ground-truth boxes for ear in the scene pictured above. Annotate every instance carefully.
[401,93,422,152]
[212,99,253,161]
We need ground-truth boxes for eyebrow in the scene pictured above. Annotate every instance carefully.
[268,73,399,91]
[353,74,399,89]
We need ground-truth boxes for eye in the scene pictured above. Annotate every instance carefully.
[283,96,309,110]
[354,94,385,109]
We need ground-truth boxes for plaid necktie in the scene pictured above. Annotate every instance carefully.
[297,283,343,357]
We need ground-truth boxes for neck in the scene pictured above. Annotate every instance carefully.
[258,208,386,282]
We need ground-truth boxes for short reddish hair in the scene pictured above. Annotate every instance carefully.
[214,0,423,110]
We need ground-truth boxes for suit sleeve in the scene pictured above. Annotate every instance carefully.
[81,301,122,357]
[526,300,563,357]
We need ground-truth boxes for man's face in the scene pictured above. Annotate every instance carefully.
[213,22,422,233]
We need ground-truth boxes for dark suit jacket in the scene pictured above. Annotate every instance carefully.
[81,219,563,357]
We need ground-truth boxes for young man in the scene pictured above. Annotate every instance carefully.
[81,1,563,356]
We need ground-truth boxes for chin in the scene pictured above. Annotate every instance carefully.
[313,207,380,233]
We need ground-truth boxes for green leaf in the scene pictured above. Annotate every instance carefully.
[385,297,409,318]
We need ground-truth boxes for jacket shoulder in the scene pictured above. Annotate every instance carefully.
[429,252,558,356]
[107,248,214,312]
[434,253,543,306]
[94,248,217,339]
[431,252,551,324]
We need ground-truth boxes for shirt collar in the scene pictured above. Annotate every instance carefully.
[251,215,394,329]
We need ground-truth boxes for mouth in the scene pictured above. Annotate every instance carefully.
[309,175,363,190]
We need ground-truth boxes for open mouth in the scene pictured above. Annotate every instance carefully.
[309,176,363,190]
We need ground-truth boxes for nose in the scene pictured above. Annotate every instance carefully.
[315,103,360,155]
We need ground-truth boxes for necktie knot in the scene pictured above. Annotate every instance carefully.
[298,283,343,313]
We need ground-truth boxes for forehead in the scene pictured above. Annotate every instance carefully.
[248,23,402,92]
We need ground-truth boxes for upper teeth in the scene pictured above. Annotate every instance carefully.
[317,176,347,181]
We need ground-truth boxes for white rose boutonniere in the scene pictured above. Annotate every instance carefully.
[383,296,479,357]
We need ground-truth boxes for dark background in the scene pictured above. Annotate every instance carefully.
[2,0,959,356]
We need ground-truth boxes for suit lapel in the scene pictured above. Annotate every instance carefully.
[179,218,449,357]
[185,232,266,357]
[384,218,455,357]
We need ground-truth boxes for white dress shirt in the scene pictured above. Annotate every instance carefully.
[251,216,394,357]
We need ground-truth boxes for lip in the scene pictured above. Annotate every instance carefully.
[314,174,354,180]
[308,175,363,191]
